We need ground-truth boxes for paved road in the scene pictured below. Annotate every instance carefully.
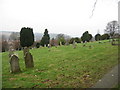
[91,64,119,88]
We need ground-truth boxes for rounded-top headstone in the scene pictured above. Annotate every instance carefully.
[24,52,34,68]
[9,54,21,73]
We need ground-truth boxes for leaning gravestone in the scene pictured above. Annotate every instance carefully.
[9,54,21,73]
[24,52,34,68]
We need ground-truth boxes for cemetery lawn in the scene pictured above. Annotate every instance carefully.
[2,40,118,88]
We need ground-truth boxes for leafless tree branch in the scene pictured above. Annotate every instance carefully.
[90,0,98,18]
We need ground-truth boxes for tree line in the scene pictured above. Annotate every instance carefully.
[1,20,119,52]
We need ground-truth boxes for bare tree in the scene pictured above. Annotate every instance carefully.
[90,0,120,18]
[56,34,66,45]
[90,0,98,18]
[105,20,119,44]
[9,32,19,40]
[105,21,119,37]
[1,35,7,41]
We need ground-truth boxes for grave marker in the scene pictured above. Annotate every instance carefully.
[24,52,34,68]
[9,54,21,73]
[60,41,62,46]
[73,40,76,49]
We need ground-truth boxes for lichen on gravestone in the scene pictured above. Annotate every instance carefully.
[24,52,34,68]
[9,54,21,73]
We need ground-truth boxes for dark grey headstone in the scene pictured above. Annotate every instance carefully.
[24,52,34,68]
[9,55,21,73]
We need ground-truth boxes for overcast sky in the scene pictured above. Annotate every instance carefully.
[0,0,119,37]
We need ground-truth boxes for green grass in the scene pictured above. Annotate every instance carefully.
[2,40,118,88]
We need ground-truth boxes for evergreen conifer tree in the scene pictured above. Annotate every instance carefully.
[40,29,50,47]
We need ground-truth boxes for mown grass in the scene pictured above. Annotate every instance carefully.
[2,40,118,88]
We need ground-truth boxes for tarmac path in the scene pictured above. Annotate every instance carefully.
[91,64,119,88]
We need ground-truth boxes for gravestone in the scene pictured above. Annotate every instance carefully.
[24,52,34,68]
[60,41,62,46]
[48,44,51,51]
[73,40,76,49]
[48,44,51,48]
[9,54,21,73]
[44,44,46,47]
[85,41,87,44]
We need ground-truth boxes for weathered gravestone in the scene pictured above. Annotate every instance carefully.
[48,44,51,51]
[9,54,21,73]
[44,44,46,47]
[60,41,62,46]
[24,52,34,68]
[48,44,51,48]
[73,40,76,49]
